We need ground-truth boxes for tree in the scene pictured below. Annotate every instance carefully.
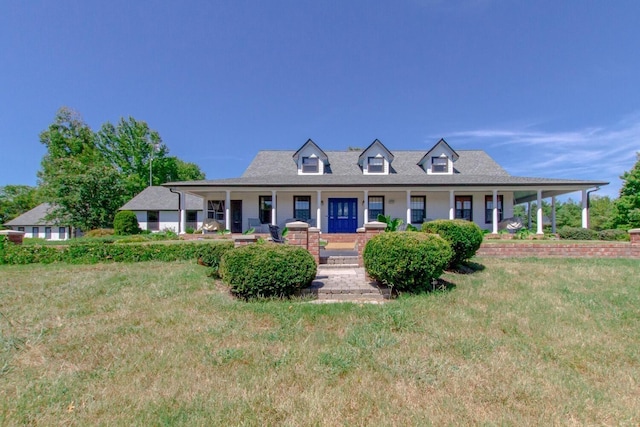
[589,195,615,231]
[97,117,205,198]
[37,108,207,230]
[45,161,125,231]
[0,185,40,224]
[38,108,124,230]
[612,153,640,230]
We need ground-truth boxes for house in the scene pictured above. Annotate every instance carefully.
[119,186,204,233]
[163,138,608,235]
[4,203,73,240]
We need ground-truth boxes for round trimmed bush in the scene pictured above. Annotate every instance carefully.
[220,244,317,299]
[113,210,141,236]
[363,232,452,292]
[421,219,484,268]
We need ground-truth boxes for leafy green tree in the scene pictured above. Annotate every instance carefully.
[38,108,206,230]
[0,185,40,224]
[589,195,615,231]
[97,117,205,198]
[38,108,124,230]
[612,153,640,230]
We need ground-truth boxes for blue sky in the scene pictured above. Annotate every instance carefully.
[1,0,639,198]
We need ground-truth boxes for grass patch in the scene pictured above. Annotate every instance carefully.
[0,258,639,425]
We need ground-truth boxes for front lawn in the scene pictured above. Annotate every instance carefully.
[1,258,638,425]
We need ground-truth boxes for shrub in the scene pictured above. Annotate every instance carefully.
[113,211,141,236]
[0,240,221,265]
[220,244,317,299]
[597,229,630,241]
[363,232,452,292]
[185,227,195,234]
[558,226,598,240]
[194,240,235,277]
[85,228,115,237]
[421,219,484,267]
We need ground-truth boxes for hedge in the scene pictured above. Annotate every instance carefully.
[363,232,452,292]
[0,237,233,266]
[194,240,235,277]
[421,219,484,268]
[219,244,317,299]
[557,227,598,240]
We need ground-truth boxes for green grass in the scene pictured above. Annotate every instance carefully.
[1,258,639,425]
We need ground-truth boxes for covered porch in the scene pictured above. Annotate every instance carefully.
[170,183,602,235]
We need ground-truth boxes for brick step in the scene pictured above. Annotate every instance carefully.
[319,255,359,265]
[318,263,360,268]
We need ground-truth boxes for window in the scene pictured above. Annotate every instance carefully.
[259,196,272,224]
[485,195,504,224]
[368,196,385,221]
[455,196,473,221]
[431,156,448,173]
[186,210,198,230]
[410,196,426,224]
[294,196,311,221]
[147,211,159,231]
[17,227,24,232]
[59,227,66,240]
[302,157,319,173]
[32,226,39,237]
[45,227,52,240]
[207,200,225,221]
[367,157,384,173]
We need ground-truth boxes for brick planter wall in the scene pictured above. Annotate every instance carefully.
[0,230,25,245]
[356,221,387,267]
[478,230,640,259]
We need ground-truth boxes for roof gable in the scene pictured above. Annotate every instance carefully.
[292,139,328,163]
[418,138,459,166]
[357,139,394,165]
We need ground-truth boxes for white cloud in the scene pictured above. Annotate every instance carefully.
[441,114,640,198]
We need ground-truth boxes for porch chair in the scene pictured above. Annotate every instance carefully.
[268,225,286,243]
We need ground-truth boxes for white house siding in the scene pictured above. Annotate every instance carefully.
[135,210,185,233]
[15,226,70,240]
[200,189,515,234]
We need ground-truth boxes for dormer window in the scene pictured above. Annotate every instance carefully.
[368,157,384,173]
[419,138,459,175]
[431,156,448,173]
[293,139,328,175]
[302,157,318,173]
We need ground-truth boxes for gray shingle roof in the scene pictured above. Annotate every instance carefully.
[164,148,607,189]
[5,203,59,226]
[119,186,203,211]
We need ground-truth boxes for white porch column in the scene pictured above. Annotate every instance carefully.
[527,201,532,229]
[202,196,208,221]
[364,190,369,224]
[492,190,498,234]
[316,190,322,230]
[179,192,186,234]
[581,189,588,229]
[551,196,557,233]
[536,190,543,235]
[225,190,231,231]
[449,190,455,220]
[406,190,412,225]
[271,190,277,225]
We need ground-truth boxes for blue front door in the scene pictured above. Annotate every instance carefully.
[328,198,358,233]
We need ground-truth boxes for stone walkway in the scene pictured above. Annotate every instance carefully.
[302,265,392,303]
